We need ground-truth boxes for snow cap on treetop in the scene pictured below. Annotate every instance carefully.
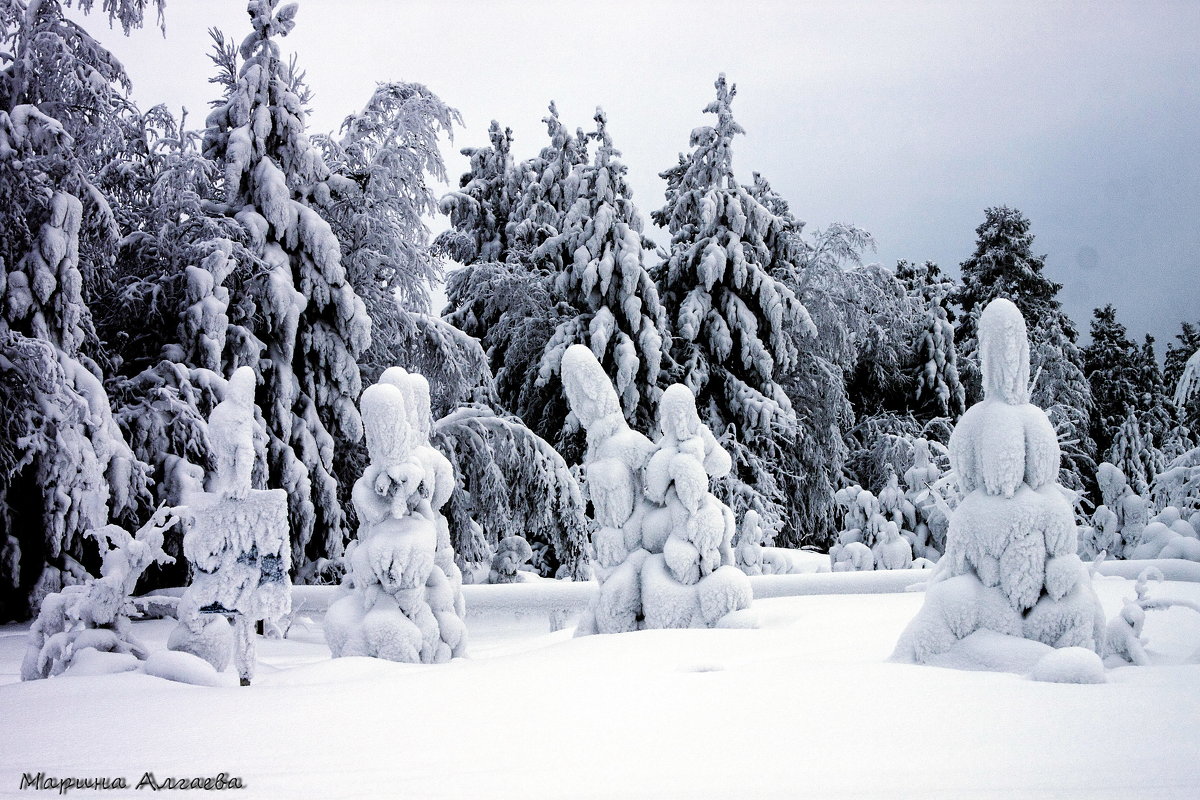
[380,366,433,441]
[979,297,1031,405]
[360,383,411,468]
[561,344,622,428]
[660,384,701,440]
[226,366,257,408]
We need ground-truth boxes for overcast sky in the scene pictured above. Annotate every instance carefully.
[84,0,1200,349]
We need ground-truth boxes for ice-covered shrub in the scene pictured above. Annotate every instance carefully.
[562,345,750,634]
[22,506,179,681]
[325,368,467,663]
[893,299,1106,665]
[490,536,534,584]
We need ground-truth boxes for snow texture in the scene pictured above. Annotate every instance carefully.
[894,299,1106,667]
[563,345,750,633]
[325,368,467,663]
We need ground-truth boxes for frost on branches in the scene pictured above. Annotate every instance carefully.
[21,505,178,680]
[169,367,290,685]
[563,345,750,634]
[325,368,467,664]
[893,299,1106,671]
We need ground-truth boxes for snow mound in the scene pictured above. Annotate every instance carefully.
[924,629,1054,675]
[143,650,227,687]
[62,648,140,677]
[1031,647,1107,684]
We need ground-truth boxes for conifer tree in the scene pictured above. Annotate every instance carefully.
[954,206,1095,492]
[652,75,816,532]
[1083,304,1139,457]
[532,107,668,434]
[0,0,164,618]
[900,261,965,419]
[203,2,370,576]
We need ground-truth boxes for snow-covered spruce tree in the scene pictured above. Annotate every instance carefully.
[436,120,519,265]
[1133,335,1182,455]
[325,370,466,663]
[506,101,588,256]
[202,4,370,576]
[652,75,815,535]
[1083,304,1140,458]
[899,261,965,419]
[953,206,1095,494]
[96,104,267,577]
[0,0,167,618]
[532,107,669,437]
[562,344,749,633]
[1108,411,1164,499]
[893,299,1106,670]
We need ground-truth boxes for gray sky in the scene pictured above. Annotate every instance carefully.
[86,0,1200,349]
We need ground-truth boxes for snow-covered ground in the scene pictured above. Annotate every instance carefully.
[1,573,1198,799]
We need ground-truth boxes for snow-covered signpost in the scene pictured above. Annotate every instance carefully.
[562,345,751,633]
[324,369,467,663]
[169,367,290,686]
[893,300,1106,674]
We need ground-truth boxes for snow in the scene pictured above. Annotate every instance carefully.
[1031,646,1107,684]
[1,572,1197,798]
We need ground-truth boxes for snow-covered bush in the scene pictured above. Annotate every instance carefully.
[563,345,750,634]
[489,536,534,584]
[1105,567,1200,666]
[22,506,179,680]
[1125,506,1200,561]
[893,299,1106,665]
[1082,462,1152,559]
[325,368,467,663]
[735,509,766,576]
[903,437,950,559]
[872,521,913,570]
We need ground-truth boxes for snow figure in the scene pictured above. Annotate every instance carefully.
[735,510,767,576]
[324,370,467,663]
[831,540,874,572]
[489,536,534,584]
[169,367,291,686]
[22,507,180,680]
[562,345,751,634]
[872,521,913,570]
[893,299,1106,666]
